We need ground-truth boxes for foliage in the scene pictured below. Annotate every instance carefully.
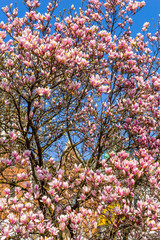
[0,0,160,239]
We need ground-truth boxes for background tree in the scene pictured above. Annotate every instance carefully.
[0,0,159,239]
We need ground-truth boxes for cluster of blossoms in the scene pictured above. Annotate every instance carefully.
[0,149,159,239]
[0,0,160,239]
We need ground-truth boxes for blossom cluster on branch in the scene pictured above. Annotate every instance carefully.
[0,0,159,239]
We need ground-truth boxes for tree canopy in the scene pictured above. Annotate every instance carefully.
[0,0,159,239]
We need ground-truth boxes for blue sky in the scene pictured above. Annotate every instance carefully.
[0,0,159,37]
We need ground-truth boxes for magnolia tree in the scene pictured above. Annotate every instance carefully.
[0,0,160,239]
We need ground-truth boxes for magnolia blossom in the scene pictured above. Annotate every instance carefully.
[9,131,17,141]
[36,87,51,98]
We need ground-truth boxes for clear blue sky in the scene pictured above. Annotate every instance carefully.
[0,0,159,37]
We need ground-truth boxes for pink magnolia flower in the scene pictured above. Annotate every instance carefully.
[123,204,130,214]
[4,188,10,195]
[59,222,66,231]
[8,213,17,224]
[63,181,69,189]
[20,214,28,225]
[17,172,27,180]
[49,226,59,236]
[58,214,68,223]
[36,87,51,98]
[9,131,17,141]
[3,226,10,238]
[2,6,9,13]
[37,223,45,233]
[25,202,33,210]
[12,151,18,158]
[23,150,31,157]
